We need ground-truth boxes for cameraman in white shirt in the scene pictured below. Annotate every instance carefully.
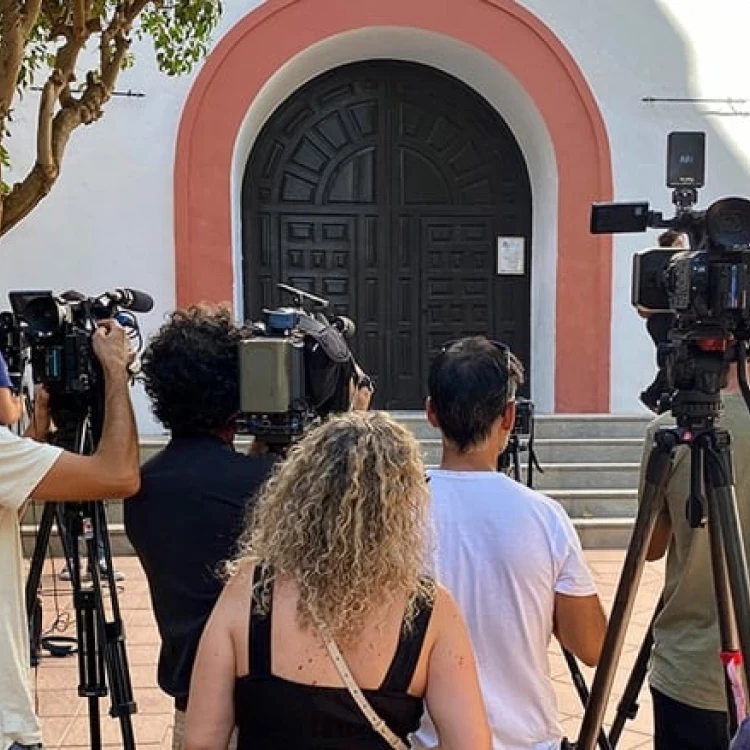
[1,321,139,750]
[414,336,607,750]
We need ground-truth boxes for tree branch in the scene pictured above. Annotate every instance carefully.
[101,31,130,91]
[0,66,66,235]
[71,0,86,39]
[125,1,152,24]
[36,68,63,171]
[0,5,24,119]
[22,0,43,35]
[0,3,26,227]
[1,10,132,238]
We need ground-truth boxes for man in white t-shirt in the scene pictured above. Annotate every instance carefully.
[413,336,607,750]
[1,320,140,750]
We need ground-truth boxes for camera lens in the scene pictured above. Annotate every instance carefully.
[706,197,750,250]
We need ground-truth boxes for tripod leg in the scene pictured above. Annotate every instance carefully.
[25,503,57,622]
[702,456,741,733]
[608,601,661,746]
[86,502,137,749]
[704,444,750,703]
[562,649,613,750]
[65,504,105,750]
[577,433,676,750]
[24,503,57,667]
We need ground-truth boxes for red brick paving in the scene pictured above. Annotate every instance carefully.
[28,551,663,748]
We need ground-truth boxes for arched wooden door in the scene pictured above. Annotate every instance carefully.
[242,60,532,408]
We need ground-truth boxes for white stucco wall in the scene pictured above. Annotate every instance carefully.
[1,0,749,429]
[517,0,750,412]
[0,3,264,434]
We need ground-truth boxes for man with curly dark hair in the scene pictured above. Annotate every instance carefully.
[124,304,372,749]
[123,305,277,750]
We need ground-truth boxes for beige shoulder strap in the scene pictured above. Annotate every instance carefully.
[311,612,408,750]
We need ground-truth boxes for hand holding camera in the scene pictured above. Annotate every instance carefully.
[92,320,132,381]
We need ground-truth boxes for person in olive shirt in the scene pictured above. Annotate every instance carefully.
[124,306,373,749]
[640,346,750,750]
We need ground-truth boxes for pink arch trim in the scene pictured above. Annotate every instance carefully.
[174,0,614,412]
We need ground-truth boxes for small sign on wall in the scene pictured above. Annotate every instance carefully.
[497,237,525,275]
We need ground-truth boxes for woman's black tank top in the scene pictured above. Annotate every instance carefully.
[234,569,434,749]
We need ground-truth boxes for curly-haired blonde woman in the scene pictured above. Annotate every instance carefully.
[184,410,490,750]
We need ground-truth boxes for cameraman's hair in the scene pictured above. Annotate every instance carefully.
[141,305,245,436]
[658,230,686,248]
[428,336,525,452]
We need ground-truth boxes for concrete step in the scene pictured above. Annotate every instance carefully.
[23,485,641,531]
[22,517,635,554]
[22,414,647,555]
[524,463,640,491]
[574,518,634,549]
[391,412,652,440]
[532,414,651,440]
[547,488,638,518]
[532,438,644,464]
[420,437,645,465]
[422,457,640,490]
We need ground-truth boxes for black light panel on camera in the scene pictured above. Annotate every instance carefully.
[590,202,651,234]
[666,131,705,189]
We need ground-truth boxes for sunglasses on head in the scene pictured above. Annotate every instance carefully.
[439,338,511,367]
[439,338,515,402]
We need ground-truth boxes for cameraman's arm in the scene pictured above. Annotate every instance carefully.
[554,593,607,667]
[0,387,22,425]
[30,321,140,501]
[552,510,607,667]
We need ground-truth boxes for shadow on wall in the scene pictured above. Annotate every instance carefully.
[543,0,750,412]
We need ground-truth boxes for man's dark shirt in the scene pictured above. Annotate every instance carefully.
[123,435,275,707]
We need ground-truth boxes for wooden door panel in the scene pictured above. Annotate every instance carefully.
[244,61,532,408]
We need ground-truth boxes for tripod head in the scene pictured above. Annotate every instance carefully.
[658,335,740,430]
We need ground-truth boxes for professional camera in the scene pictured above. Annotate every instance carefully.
[0,288,152,436]
[499,397,540,480]
[591,131,750,417]
[513,397,535,439]
[236,283,357,445]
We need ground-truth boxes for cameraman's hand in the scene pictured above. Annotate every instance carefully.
[92,320,131,380]
[350,363,373,411]
[248,439,269,455]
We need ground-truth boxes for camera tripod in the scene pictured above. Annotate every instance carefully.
[576,347,750,750]
[501,420,614,750]
[24,405,137,750]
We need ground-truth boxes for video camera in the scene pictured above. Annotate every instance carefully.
[236,283,357,445]
[513,397,535,440]
[499,397,540,479]
[591,132,750,417]
[0,288,152,436]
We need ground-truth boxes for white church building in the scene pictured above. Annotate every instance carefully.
[1,0,749,433]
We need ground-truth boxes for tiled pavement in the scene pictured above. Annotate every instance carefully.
[30,550,664,749]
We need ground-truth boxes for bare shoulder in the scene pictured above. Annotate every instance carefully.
[217,561,256,615]
[431,584,464,630]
